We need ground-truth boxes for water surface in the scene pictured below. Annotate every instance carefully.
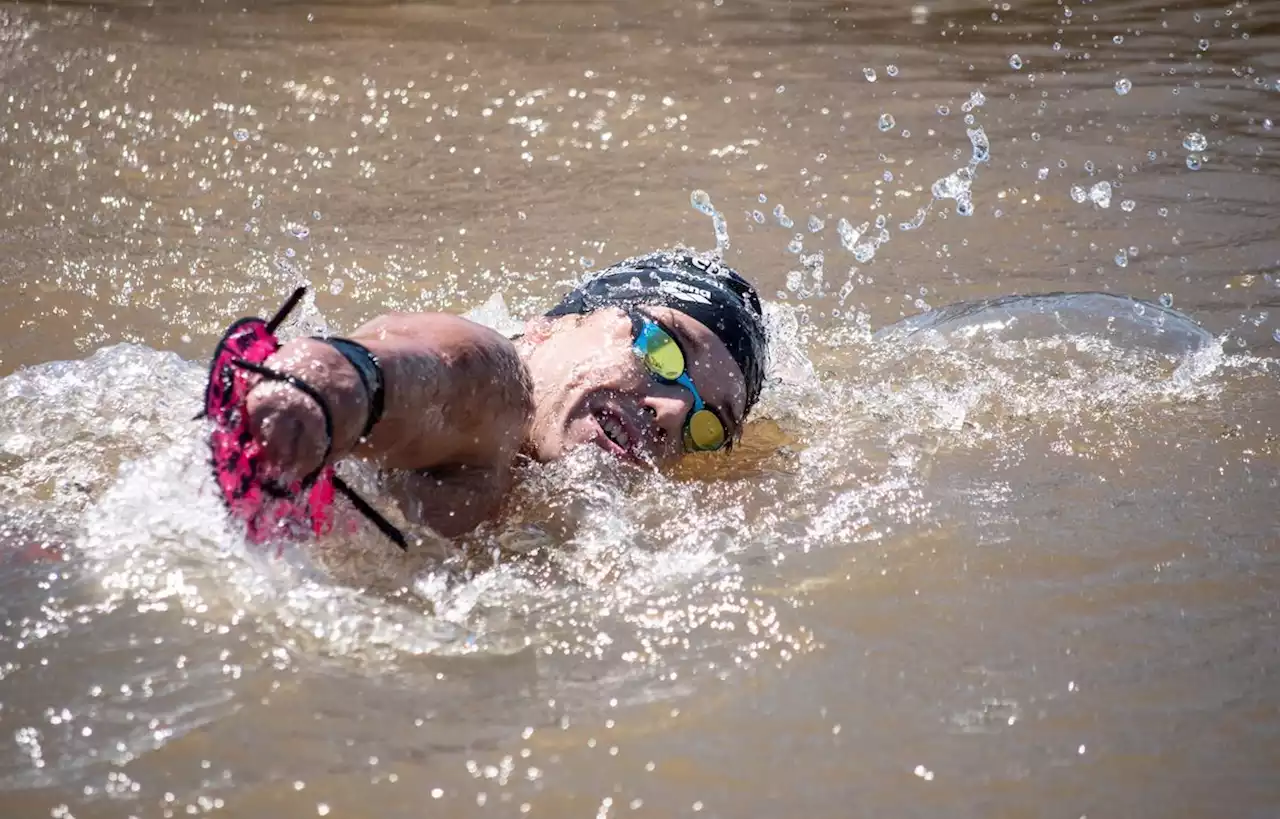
[1,1,1278,817]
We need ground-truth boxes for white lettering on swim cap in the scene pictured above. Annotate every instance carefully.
[657,278,713,305]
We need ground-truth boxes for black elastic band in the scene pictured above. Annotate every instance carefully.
[315,337,385,443]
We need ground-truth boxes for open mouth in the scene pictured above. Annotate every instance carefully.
[590,407,641,460]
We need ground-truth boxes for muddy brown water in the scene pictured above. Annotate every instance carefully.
[1,0,1279,817]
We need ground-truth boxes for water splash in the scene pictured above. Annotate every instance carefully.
[690,189,730,255]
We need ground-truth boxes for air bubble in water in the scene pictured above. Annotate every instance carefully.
[1115,78,1132,95]
[1070,185,1087,203]
[291,225,310,239]
[233,128,250,142]
[886,65,899,77]
[1088,181,1112,208]
[1115,250,1128,267]
[786,234,803,254]
[878,113,896,131]
[1182,132,1208,151]
[864,67,877,82]
[807,215,825,233]
[752,210,765,223]
[1038,168,1050,181]
[1159,293,1173,307]
[853,243,876,262]
[691,189,715,215]
[330,278,345,295]
[1273,328,1280,344]
[955,197,974,216]
[1113,35,1125,45]
[758,193,768,203]
[1158,207,1169,217]
[1198,39,1210,51]
[1186,154,1203,170]
[937,105,950,116]
[1264,119,1274,130]
[1121,199,1136,212]
[1010,54,1024,70]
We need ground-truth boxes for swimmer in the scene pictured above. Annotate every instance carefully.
[233,249,768,539]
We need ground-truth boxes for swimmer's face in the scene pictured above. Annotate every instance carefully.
[518,306,747,465]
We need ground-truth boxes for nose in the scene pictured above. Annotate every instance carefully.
[640,382,695,455]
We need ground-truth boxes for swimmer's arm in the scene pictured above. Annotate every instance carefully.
[247,313,531,524]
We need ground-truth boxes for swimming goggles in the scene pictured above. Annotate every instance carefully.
[629,310,729,452]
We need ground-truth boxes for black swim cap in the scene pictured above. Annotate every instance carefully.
[546,250,769,415]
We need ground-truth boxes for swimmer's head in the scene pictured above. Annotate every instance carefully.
[516,250,769,464]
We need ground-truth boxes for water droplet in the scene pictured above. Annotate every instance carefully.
[713,212,730,251]
[233,128,250,142]
[1113,34,1125,45]
[878,113,896,131]
[1115,78,1132,95]
[691,190,714,215]
[968,127,990,163]
[1115,250,1128,267]
[863,67,877,82]
[807,215,825,233]
[1182,132,1208,152]
[1121,199,1136,212]
[1159,293,1173,307]
[1186,154,1203,170]
[1198,38,1210,51]
[837,218,861,251]
[1009,54,1023,70]
[1088,181,1112,208]
[886,65,899,77]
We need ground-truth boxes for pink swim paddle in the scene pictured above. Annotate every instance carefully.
[200,287,407,550]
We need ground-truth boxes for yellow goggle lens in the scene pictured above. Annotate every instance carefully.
[686,408,727,451]
[642,332,686,381]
